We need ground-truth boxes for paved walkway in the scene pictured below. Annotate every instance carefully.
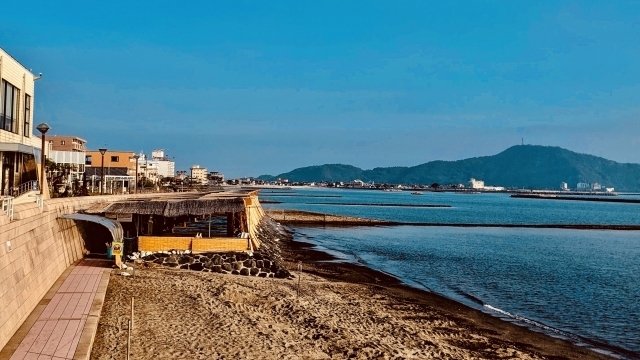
[0,260,112,360]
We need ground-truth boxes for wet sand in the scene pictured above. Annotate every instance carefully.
[90,233,613,360]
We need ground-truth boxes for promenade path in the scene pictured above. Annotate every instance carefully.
[0,259,111,360]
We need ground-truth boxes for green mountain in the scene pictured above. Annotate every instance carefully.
[258,145,640,191]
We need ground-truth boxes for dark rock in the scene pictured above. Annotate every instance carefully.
[212,265,222,273]
[243,259,253,268]
[268,273,274,278]
[275,269,289,279]
[153,258,164,264]
[233,262,243,271]
[190,262,204,271]
[179,264,189,269]
[178,256,194,265]
[240,268,250,276]
[165,262,179,268]
[256,260,264,269]
[212,255,223,265]
[232,270,240,275]
[222,263,233,272]
[270,264,279,272]
[250,268,259,276]
[156,253,170,258]
[167,255,178,263]
[236,253,248,261]
[204,261,213,269]
[258,272,267,278]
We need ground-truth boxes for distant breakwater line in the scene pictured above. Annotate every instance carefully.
[305,202,452,208]
[261,194,343,198]
[511,194,640,204]
[267,209,640,230]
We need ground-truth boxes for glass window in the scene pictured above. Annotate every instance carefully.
[23,94,31,137]
[111,156,119,162]
[1,80,20,133]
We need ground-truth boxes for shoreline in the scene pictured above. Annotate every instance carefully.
[279,227,633,359]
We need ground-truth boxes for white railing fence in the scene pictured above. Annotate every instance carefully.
[1,196,14,221]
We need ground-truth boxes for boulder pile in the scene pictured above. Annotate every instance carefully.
[135,250,292,279]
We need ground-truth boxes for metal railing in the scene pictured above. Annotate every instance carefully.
[1,196,14,221]
[15,180,39,197]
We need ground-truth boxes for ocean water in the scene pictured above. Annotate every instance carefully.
[261,188,640,357]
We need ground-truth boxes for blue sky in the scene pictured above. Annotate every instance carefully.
[1,1,639,177]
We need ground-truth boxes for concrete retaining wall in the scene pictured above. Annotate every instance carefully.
[0,194,161,351]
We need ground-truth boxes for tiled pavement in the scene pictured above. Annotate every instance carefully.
[0,260,112,360]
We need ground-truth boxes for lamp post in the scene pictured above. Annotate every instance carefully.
[98,148,107,195]
[36,123,50,195]
[133,154,140,194]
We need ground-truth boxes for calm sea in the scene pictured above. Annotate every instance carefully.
[262,188,640,358]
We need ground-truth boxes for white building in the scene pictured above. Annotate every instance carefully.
[560,182,569,191]
[576,182,591,191]
[0,48,42,196]
[151,149,175,178]
[469,178,485,189]
[47,148,86,189]
[190,165,208,185]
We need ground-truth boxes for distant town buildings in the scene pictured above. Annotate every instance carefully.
[469,178,485,189]
[560,182,569,191]
[46,135,88,191]
[575,181,614,193]
[208,171,224,184]
[190,165,208,184]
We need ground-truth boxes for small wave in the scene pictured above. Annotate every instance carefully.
[451,288,485,306]
[483,304,573,338]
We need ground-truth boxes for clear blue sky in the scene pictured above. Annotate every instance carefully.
[1,1,639,177]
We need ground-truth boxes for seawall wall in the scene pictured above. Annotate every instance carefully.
[0,194,153,350]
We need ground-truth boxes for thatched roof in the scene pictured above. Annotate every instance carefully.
[97,197,246,217]
[163,198,245,217]
[105,200,167,215]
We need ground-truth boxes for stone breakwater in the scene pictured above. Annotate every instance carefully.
[139,251,293,279]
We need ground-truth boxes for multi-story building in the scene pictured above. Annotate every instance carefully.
[0,48,41,196]
[85,150,135,193]
[136,153,160,184]
[190,165,208,185]
[150,149,175,178]
[46,135,87,193]
[48,135,86,152]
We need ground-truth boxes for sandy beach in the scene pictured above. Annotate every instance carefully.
[90,230,610,360]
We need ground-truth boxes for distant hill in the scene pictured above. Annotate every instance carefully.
[258,145,640,191]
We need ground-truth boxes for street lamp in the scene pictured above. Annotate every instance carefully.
[133,154,140,194]
[36,123,50,195]
[98,148,107,195]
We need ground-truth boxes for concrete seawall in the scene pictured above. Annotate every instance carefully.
[0,194,168,351]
